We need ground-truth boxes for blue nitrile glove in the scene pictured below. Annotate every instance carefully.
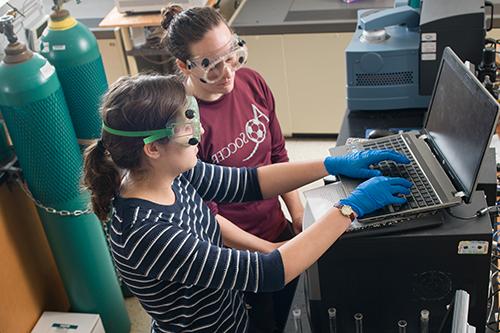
[339,176,413,217]
[324,149,410,179]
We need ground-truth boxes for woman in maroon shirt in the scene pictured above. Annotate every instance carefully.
[161,5,303,332]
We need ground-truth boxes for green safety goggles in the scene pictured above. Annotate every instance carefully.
[102,96,201,146]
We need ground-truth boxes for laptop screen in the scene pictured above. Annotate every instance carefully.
[424,47,499,202]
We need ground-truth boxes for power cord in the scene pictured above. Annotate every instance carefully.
[445,205,500,220]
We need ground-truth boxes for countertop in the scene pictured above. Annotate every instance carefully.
[231,0,500,35]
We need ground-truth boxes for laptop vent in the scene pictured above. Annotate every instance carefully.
[356,71,414,86]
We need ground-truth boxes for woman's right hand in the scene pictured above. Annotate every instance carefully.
[324,150,410,179]
[339,176,413,217]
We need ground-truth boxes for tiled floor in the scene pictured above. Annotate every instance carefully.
[124,137,337,332]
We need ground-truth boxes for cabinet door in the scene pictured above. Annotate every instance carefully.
[241,34,293,136]
[284,33,353,134]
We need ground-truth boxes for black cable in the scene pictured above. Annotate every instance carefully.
[445,208,480,220]
[446,205,500,221]
[487,318,500,332]
[486,324,500,333]
[488,289,500,302]
[437,297,454,333]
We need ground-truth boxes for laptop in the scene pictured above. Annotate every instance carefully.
[305,47,499,234]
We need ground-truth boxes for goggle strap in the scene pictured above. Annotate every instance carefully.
[102,123,173,144]
[143,133,169,145]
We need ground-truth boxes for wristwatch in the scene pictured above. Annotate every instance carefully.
[334,203,356,222]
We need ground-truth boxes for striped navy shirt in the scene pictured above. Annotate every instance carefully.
[109,161,285,332]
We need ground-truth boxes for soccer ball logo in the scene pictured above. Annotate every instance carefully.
[245,118,266,144]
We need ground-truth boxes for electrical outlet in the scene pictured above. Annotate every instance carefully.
[458,241,489,254]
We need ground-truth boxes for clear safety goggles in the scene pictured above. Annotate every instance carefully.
[102,96,201,147]
[186,34,248,84]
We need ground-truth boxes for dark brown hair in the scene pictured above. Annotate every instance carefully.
[160,4,228,62]
[82,74,186,221]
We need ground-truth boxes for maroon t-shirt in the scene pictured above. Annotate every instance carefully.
[197,68,289,241]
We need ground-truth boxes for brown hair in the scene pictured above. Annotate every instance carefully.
[82,74,186,221]
[160,4,228,62]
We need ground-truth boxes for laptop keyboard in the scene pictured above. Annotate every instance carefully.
[362,136,441,213]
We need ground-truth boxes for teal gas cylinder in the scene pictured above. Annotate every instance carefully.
[0,16,129,333]
[0,120,13,162]
[40,8,107,143]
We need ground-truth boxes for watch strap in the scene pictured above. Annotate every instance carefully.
[333,202,356,222]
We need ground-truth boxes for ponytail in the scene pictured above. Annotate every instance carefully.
[83,140,121,221]
[160,4,183,31]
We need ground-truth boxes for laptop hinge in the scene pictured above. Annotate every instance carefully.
[454,191,465,198]
[418,134,429,140]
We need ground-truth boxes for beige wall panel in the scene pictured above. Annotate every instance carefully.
[487,28,500,39]
[242,34,293,136]
[283,32,353,134]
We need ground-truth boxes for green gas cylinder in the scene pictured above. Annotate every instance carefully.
[0,120,13,163]
[40,8,107,144]
[408,0,420,9]
[0,15,129,333]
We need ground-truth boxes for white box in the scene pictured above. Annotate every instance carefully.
[31,312,105,333]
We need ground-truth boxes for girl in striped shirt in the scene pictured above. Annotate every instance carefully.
[82,74,412,333]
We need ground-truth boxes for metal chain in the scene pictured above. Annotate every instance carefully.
[2,159,125,284]
[18,176,123,282]
[15,177,93,217]
[3,161,124,285]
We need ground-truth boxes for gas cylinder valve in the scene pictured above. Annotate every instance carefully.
[0,15,17,44]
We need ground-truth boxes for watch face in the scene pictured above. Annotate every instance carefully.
[341,205,353,216]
